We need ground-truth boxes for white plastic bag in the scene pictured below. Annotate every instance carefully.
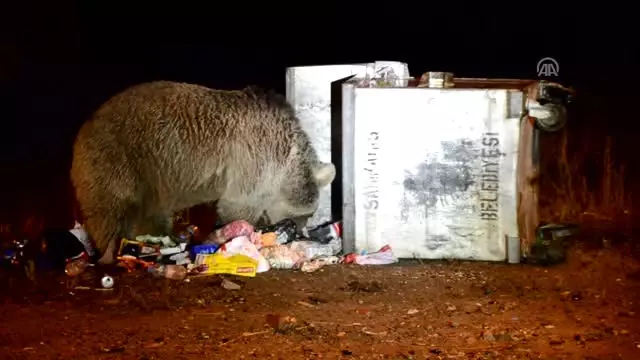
[218,236,270,273]
[290,237,342,261]
[259,244,305,269]
[69,221,95,256]
[348,245,398,265]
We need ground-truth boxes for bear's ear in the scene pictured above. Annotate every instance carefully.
[314,162,336,187]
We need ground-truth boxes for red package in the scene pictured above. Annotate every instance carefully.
[207,220,255,245]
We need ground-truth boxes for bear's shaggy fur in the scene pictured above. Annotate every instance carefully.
[71,81,335,264]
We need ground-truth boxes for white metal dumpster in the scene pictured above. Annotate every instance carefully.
[285,62,409,226]
[341,82,527,261]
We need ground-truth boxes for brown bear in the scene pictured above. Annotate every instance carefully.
[70,81,336,264]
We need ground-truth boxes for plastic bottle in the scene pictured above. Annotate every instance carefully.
[178,225,199,242]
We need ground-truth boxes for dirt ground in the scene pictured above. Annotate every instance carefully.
[1,239,640,360]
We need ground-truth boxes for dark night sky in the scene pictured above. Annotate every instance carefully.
[0,6,637,224]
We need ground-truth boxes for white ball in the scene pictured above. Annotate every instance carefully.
[101,275,115,289]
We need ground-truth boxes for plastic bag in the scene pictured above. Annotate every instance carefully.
[304,221,341,244]
[256,219,297,245]
[218,236,269,273]
[259,244,304,269]
[290,237,342,261]
[300,256,341,273]
[206,220,255,245]
[344,245,398,265]
[69,221,94,256]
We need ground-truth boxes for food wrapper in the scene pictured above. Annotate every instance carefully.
[218,236,270,272]
[160,242,187,256]
[191,244,219,256]
[135,235,175,248]
[118,238,160,261]
[117,256,156,271]
[290,237,342,261]
[259,244,305,269]
[256,219,297,245]
[164,251,191,266]
[206,220,255,245]
[300,256,341,273]
[260,232,278,247]
[247,232,266,249]
[344,245,398,265]
[191,253,258,277]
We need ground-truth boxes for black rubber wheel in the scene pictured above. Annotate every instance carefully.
[535,104,567,132]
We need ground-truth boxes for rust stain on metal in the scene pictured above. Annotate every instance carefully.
[453,78,573,102]
[516,115,540,257]
[455,78,544,257]
[453,78,571,257]
[453,78,537,90]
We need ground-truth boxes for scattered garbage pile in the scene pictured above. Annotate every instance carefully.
[2,222,97,280]
[112,219,399,281]
[2,218,400,289]
[2,217,585,295]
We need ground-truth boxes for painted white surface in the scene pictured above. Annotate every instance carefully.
[285,63,409,226]
[351,88,520,261]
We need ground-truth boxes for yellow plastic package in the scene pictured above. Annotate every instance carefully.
[191,253,258,277]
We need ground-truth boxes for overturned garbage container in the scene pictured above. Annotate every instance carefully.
[334,76,573,262]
